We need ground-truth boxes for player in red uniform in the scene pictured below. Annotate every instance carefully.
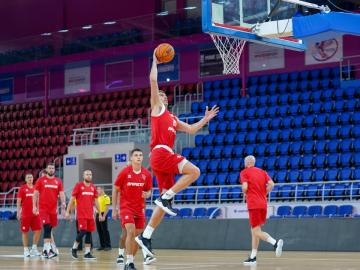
[112,148,153,270]
[17,173,42,257]
[240,155,283,265]
[33,163,66,258]
[65,170,99,260]
[135,49,219,257]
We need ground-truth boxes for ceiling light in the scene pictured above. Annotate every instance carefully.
[41,32,52,36]
[103,21,116,25]
[184,6,197,10]
[82,25,93,30]
[156,11,169,16]
[58,29,69,33]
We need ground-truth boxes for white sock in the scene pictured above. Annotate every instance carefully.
[161,189,176,200]
[24,247,29,252]
[127,255,134,264]
[267,236,277,246]
[73,242,79,249]
[31,244,37,250]
[119,248,125,256]
[44,242,51,252]
[142,226,154,239]
[85,247,91,254]
[250,249,257,259]
[141,247,148,258]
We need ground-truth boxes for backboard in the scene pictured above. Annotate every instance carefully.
[202,0,306,51]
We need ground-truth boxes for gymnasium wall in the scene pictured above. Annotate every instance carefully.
[0,219,359,251]
[1,34,360,104]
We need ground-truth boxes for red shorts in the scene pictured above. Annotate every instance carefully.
[150,147,186,193]
[21,216,42,233]
[77,218,96,232]
[120,211,145,229]
[248,208,267,228]
[39,211,58,228]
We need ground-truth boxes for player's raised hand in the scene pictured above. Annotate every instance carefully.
[153,49,160,65]
[204,105,219,122]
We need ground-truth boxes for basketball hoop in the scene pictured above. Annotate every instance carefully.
[210,34,246,75]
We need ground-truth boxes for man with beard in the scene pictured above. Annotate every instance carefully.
[65,170,100,260]
[33,163,66,258]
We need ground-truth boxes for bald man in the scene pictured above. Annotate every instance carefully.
[240,155,283,265]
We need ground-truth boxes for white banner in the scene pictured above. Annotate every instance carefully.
[305,37,343,65]
[64,65,90,94]
[249,43,285,72]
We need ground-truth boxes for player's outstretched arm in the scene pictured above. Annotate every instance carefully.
[176,105,219,134]
[150,50,163,115]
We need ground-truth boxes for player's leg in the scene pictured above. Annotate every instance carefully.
[124,223,137,269]
[252,226,283,257]
[42,223,56,258]
[49,214,59,254]
[155,161,200,216]
[117,228,127,264]
[137,228,156,265]
[83,219,96,259]
[22,232,30,257]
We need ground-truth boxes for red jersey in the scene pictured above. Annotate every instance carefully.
[114,165,152,216]
[72,182,97,219]
[240,167,271,209]
[150,107,178,150]
[17,184,36,218]
[34,176,63,214]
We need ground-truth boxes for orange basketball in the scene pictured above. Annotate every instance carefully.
[155,43,175,63]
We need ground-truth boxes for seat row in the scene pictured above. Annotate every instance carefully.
[272,204,354,218]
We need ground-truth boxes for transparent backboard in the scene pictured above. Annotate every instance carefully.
[202,0,306,51]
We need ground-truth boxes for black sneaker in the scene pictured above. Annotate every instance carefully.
[135,234,154,257]
[84,252,96,260]
[104,247,112,251]
[116,254,124,264]
[143,255,157,265]
[96,247,104,251]
[41,250,48,259]
[155,197,177,216]
[274,239,284,257]
[243,256,257,265]
[47,249,57,259]
[124,263,137,270]
[71,248,78,259]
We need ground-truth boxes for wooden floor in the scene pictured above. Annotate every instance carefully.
[0,247,359,270]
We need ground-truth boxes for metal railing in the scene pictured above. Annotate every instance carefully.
[2,180,359,210]
[340,54,360,81]
[71,119,150,146]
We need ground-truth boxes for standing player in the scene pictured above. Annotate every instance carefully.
[16,173,41,257]
[240,155,283,265]
[135,48,219,257]
[33,163,66,258]
[112,148,153,270]
[65,170,99,260]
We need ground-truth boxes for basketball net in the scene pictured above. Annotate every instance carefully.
[210,34,246,75]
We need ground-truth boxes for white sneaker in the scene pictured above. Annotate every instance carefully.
[143,255,157,265]
[24,249,30,258]
[51,243,59,255]
[30,248,41,257]
[275,239,284,257]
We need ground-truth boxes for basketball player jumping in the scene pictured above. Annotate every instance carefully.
[136,48,219,257]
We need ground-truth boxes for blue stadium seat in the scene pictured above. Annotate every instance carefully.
[323,205,338,217]
[197,188,208,203]
[224,133,236,145]
[198,160,208,173]
[249,120,260,131]
[208,187,220,202]
[301,169,313,182]
[292,206,307,217]
[307,205,322,217]
[306,184,319,199]
[223,145,234,158]
[275,171,287,183]
[315,141,327,154]
[234,110,245,120]
[218,159,230,172]
[179,208,193,218]
[205,173,217,185]
[195,135,205,146]
[338,205,353,217]
[314,155,327,168]
[217,121,228,133]
[276,206,291,217]
[265,157,277,171]
[351,183,360,199]
[208,160,219,173]
[191,147,202,159]
[255,144,267,156]
[145,209,153,218]
[315,114,327,127]
[279,142,290,155]
[193,207,208,218]
[314,169,326,182]
[259,119,270,130]
[314,127,327,140]
[323,183,333,199]
[227,98,238,109]
[288,171,300,183]
[201,146,212,159]
[184,189,196,202]
[228,172,240,185]
[213,146,222,159]
[327,168,339,181]
[182,148,191,159]
[214,134,225,145]
[269,185,279,201]
[230,159,242,172]
[296,185,305,199]
[230,87,240,98]
[228,122,238,133]
[217,173,228,185]
[220,187,231,201]
[289,156,301,169]
[231,187,243,201]
[302,156,314,169]
[303,141,315,154]
[340,153,353,167]
[333,183,347,200]
[302,127,315,141]
[233,145,244,158]
[290,142,303,154]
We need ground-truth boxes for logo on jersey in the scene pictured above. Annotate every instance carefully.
[127,182,145,187]
[127,174,132,178]
[141,174,146,180]
[82,192,94,196]
[81,186,85,190]
[44,184,58,189]
[168,127,176,134]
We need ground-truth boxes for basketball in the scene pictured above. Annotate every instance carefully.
[155,43,175,63]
